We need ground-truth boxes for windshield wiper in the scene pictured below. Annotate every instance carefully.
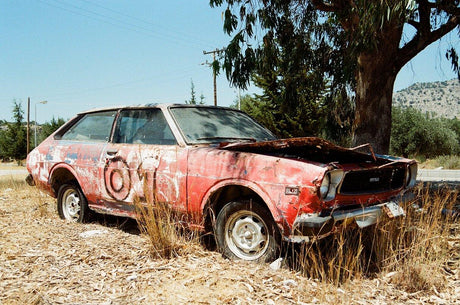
[196,137,257,143]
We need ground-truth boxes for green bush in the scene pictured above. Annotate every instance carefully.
[390,107,459,158]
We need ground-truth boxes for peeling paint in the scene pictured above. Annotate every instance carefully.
[26,104,417,240]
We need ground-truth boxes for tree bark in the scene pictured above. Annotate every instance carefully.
[352,27,401,154]
[352,57,397,154]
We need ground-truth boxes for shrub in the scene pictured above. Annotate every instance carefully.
[390,107,459,157]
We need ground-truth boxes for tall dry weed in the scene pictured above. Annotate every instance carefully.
[291,184,458,290]
[134,197,201,259]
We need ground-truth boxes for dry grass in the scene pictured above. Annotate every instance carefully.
[287,184,460,293]
[134,198,201,259]
[1,175,459,304]
[418,155,460,169]
[0,161,26,170]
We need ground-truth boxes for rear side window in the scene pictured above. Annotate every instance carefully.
[113,109,176,145]
[60,111,117,142]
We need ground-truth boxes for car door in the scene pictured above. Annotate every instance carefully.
[99,108,187,214]
[54,110,118,204]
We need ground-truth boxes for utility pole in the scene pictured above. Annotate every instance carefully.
[34,100,47,147]
[27,97,30,154]
[203,48,224,106]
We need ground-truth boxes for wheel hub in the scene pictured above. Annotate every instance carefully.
[63,189,81,221]
[227,213,268,258]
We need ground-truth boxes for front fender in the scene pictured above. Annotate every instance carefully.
[200,178,290,233]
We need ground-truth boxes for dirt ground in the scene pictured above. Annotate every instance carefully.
[1,174,459,304]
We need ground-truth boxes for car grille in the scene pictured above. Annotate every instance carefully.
[339,167,406,194]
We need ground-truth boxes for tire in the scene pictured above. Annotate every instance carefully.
[57,183,89,223]
[215,200,280,262]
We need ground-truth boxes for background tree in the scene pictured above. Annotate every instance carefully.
[37,117,66,145]
[185,80,206,105]
[390,107,459,157]
[185,79,198,104]
[246,11,330,139]
[210,0,459,153]
[0,101,27,161]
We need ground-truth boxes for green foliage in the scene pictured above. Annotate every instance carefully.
[185,79,205,105]
[210,1,355,90]
[37,117,66,144]
[185,79,197,105]
[232,92,353,145]
[442,116,460,148]
[213,1,355,143]
[446,44,460,80]
[0,101,27,160]
[322,88,354,147]
[211,0,459,153]
[390,107,459,158]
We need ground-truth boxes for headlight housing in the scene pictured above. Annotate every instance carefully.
[319,174,330,198]
[319,169,344,201]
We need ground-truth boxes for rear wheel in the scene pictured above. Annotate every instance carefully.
[215,200,280,262]
[57,183,89,223]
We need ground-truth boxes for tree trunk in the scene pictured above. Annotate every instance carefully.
[352,52,397,155]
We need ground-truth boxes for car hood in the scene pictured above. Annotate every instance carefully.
[219,137,409,166]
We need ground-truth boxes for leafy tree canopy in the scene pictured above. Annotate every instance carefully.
[0,101,27,160]
[37,117,66,145]
[210,0,459,153]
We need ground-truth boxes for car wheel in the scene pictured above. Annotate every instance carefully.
[57,183,89,223]
[215,200,280,262]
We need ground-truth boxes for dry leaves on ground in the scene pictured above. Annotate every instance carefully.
[0,178,459,304]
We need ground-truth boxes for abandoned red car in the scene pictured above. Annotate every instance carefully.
[26,104,417,262]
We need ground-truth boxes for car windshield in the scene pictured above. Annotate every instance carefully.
[170,106,277,144]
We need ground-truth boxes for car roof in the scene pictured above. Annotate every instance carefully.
[77,103,236,115]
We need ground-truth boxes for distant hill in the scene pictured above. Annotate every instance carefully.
[393,79,459,119]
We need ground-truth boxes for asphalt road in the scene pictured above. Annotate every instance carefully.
[417,169,460,182]
[0,168,28,176]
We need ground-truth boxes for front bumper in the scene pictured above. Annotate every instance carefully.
[289,201,405,242]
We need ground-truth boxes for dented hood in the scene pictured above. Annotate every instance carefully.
[219,137,398,165]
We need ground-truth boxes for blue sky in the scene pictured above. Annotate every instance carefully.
[1,0,458,123]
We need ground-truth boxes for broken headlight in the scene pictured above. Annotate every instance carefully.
[319,169,344,201]
[405,163,418,188]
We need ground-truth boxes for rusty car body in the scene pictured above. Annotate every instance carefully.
[26,104,417,262]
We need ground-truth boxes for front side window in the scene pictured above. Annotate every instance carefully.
[113,108,176,145]
[60,111,117,142]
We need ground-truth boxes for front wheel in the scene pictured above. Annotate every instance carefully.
[57,183,89,223]
[215,200,280,262]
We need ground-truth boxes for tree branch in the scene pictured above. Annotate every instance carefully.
[418,0,431,36]
[311,0,339,12]
[396,15,459,70]
[407,19,420,30]
[311,0,356,12]
[425,0,460,16]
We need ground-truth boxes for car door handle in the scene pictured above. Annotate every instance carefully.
[106,149,118,157]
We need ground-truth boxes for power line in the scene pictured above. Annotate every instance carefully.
[37,0,216,49]
[75,0,217,49]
